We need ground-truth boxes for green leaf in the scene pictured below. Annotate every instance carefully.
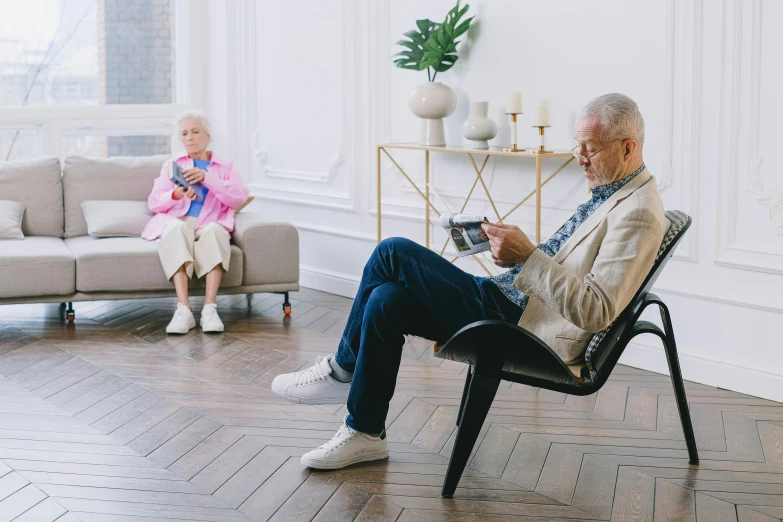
[453,18,472,39]
[416,19,433,34]
[393,1,473,79]
[395,40,419,52]
[415,1,473,78]
[393,19,439,73]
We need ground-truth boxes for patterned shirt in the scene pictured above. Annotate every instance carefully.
[490,163,646,309]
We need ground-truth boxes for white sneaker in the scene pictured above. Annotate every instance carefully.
[301,420,388,470]
[271,354,351,405]
[200,303,224,333]
[166,303,196,334]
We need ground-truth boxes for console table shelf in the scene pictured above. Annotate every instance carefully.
[376,143,574,249]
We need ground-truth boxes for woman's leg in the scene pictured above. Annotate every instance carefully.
[204,267,223,305]
[159,219,196,307]
[172,266,190,306]
[194,223,231,332]
[193,222,231,282]
[159,220,197,334]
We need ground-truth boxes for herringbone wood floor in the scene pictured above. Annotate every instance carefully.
[0,289,781,521]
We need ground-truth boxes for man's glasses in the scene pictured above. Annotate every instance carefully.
[571,138,626,163]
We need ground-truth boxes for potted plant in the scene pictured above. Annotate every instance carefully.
[394,1,474,146]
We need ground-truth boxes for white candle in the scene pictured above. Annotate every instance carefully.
[532,103,550,126]
[506,92,523,114]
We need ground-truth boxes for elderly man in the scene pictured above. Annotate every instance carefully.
[273,93,668,470]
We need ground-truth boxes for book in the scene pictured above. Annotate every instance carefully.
[167,160,205,202]
[440,213,491,257]
[234,196,254,214]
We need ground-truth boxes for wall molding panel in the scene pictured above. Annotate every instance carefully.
[715,0,783,274]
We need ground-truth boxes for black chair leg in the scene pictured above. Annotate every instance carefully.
[442,369,500,497]
[658,302,699,465]
[456,365,473,427]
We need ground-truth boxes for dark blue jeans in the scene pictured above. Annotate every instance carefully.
[334,237,523,435]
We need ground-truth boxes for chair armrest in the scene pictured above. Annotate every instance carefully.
[230,213,299,286]
[436,320,581,385]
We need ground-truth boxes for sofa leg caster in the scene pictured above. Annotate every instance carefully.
[66,302,75,323]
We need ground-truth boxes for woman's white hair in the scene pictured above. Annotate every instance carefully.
[175,110,212,139]
[577,93,645,147]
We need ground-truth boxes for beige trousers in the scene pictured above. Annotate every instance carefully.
[158,217,231,280]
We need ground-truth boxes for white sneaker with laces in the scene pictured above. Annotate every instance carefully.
[271,354,351,405]
[300,419,388,470]
[200,303,224,333]
[166,303,196,334]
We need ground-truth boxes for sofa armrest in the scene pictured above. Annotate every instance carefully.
[231,213,299,286]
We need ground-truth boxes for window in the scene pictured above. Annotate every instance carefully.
[0,0,195,162]
[0,126,42,161]
[62,133,171,158]
[0,0,176,107]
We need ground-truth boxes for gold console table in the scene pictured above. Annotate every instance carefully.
[376,143,574,249]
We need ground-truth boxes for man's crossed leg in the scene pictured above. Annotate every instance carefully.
[272,237,522,469]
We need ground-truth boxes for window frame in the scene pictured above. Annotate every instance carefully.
[0,0,206,161]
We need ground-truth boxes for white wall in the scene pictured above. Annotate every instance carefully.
[207,0,783,402]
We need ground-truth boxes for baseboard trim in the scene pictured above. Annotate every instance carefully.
[300,265,360,298]
[620,340,783,403]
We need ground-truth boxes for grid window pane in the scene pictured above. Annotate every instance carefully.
[62,134,171,157]
[0,127,43,161]
[0,0,176,107]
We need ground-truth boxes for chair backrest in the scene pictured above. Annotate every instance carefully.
[582,210,691,380]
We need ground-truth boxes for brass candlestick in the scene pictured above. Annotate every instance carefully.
[502,113,525,152]
[533,125,552,154]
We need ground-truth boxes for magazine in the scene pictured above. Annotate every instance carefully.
[167,160,205,202]
[440,213,491,257]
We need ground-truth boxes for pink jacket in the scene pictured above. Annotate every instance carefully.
[142,153,250,240]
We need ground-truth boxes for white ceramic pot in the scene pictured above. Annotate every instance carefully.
[408,82,457,146]
[462,102,498,149]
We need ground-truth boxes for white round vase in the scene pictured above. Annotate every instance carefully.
[462,102,498,149]
[408,82,457,146]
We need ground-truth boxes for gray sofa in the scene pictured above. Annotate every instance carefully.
[0,156,299,320]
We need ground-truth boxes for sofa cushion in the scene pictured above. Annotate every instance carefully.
[0,237,75,298]
[65,236,243,292]
[63,155,170,238]
[0,157,63,237]
[0,201,25,240]
[82,200,153,237]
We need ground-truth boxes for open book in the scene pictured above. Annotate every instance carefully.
[167,160,205,202]
[440,213,490,257]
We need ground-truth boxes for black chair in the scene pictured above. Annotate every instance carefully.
[435,210,697,497]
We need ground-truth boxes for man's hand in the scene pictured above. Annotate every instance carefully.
[183,168,206,184]
[481,222,536,268]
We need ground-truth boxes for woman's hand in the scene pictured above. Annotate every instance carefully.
[172,186,198,201]
[183,168,206,184]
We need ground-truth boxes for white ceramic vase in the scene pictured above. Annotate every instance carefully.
[462,102,498,149]
[408,82,457,146]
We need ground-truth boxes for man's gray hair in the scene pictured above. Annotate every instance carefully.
[577,93,644,147]
[175,110,212,138]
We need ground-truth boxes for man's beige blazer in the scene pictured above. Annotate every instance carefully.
[513,167,668,365]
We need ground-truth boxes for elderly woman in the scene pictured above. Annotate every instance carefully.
[141,111,249,334]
